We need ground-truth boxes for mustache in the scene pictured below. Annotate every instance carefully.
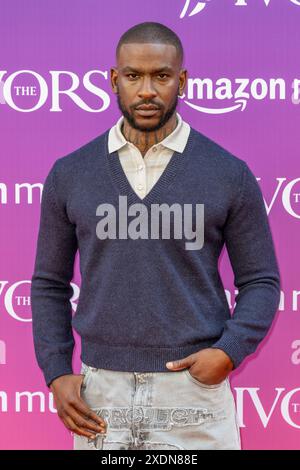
[133,103,162,109]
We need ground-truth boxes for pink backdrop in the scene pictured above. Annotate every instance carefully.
[0,0,299,449]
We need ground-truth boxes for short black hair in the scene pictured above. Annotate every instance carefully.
[116,22,184,67]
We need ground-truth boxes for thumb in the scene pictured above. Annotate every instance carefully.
[166,354,194,371]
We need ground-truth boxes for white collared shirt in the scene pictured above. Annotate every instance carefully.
[108,112,191,199]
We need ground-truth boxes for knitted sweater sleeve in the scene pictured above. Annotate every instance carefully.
[211,161,281,369]
[30,160,78,388]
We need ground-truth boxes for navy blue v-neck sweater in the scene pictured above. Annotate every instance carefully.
[30,126,281,387]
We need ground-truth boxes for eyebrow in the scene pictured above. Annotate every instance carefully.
[121,66,174,74]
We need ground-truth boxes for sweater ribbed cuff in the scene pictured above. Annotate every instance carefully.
[210,333,246,370]
[43,353,74,388]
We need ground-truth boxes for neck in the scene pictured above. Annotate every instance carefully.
[121,113,178,157]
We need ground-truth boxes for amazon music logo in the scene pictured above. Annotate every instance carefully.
[179,77,290,115]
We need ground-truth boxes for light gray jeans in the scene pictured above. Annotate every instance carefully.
[73,362,241,450]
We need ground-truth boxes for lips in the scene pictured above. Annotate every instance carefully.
[135,105,160,117]
[136,105,160,110]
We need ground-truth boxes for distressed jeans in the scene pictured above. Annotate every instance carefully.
[73,362,241,450]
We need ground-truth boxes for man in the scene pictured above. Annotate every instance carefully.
[31,22,281,450]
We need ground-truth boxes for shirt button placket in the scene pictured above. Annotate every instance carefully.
[136,159,146,197]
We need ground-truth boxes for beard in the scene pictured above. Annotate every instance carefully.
[116,91,179,132]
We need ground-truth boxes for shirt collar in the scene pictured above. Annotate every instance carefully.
[108,111,189,154]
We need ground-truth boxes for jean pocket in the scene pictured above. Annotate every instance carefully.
[184,368,226,390]
[80,362,93,390]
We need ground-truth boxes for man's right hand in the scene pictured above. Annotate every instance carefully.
[50,374,107,439]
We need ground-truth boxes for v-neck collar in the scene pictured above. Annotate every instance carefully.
[104,126,197,207]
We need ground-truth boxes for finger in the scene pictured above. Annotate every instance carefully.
[73,397,107,427]
[67,406,105,434]
[75,375,105,427]
[63,415,97,440]
[166,354,195,370]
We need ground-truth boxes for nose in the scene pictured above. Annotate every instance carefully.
[137,76,157,100]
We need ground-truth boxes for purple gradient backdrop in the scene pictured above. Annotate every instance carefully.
[0,0,299,449]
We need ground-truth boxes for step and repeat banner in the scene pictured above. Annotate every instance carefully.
[0,0,299,450]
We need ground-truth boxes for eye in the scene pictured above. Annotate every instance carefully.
[158,73,168,79]
[127,73,139,79]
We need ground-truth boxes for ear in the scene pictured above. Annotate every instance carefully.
[110,67,119,94]
[178,68,187,96]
